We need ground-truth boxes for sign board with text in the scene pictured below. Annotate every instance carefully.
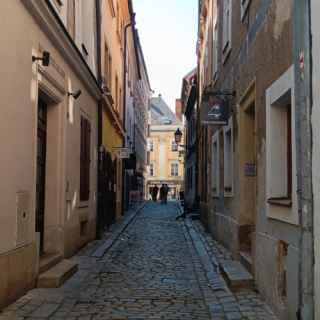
[117,148,131,159]
[200,94,229,125]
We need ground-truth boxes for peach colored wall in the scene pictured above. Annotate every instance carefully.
[0,0,98,304]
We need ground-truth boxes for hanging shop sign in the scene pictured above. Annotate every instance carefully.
[116,148,131,159]
[200,93,230,125]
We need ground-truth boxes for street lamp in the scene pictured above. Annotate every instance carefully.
[174,128,183,145]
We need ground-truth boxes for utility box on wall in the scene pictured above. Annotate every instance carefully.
[16,191,30,248]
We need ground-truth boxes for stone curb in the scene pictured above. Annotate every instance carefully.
[91,201,147,258]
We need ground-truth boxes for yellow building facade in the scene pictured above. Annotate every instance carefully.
[100,0,131,219]
[147,96,184,200]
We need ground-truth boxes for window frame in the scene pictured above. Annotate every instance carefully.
[149,163,154,177]
[171,140,178,152]
[212,130,220,197]
[171,162,179,177]
[266,65,298,225]
[149,140,154,152]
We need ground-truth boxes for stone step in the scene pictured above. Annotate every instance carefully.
[240,250,253,274]
[37,259,78,288]
[39,252,62,274]
[220,260,254,290]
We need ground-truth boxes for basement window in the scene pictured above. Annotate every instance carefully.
[212,131,220,197]
[224,117,234,196]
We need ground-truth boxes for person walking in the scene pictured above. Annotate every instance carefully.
[162,184,169,204]
[160,184,165,204]
[151,185,159,202]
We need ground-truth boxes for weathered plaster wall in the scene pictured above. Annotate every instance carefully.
[201,0,299,318]
[311,0,320,318]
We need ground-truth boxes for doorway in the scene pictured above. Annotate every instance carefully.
[36,97,47,255]
[239,101,257,273]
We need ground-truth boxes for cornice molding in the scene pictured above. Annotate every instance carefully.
[22,0,101,100]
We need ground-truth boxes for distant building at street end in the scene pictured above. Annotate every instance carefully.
[147,95,184,200]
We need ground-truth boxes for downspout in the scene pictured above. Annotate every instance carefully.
[294,0,314,319]
[95,0,103,237]
[121,17,132,214]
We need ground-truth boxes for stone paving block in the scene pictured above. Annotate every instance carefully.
[29,303,60,318]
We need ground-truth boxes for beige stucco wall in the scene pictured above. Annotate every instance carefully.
[0,0,98,305]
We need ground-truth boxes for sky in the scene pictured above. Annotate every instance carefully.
[133,1,198,111]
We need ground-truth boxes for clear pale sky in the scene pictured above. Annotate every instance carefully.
[133,1,198,110]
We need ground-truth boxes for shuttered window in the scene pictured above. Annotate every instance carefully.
[80,116,91,201]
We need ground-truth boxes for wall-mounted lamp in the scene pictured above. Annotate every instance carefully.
[174,128,183,144]
[32,51,50,67]
[68,89,82,100]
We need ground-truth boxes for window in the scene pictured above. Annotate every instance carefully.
[108,0,115,17]
[266,66,297,224]
[115,75,119,111]
[52,0,63,11]
[222,0,232,59]
[104,44,112,88]
[171,163,179,177]
[149,163,154,177]
[268,100,292,202]
[224,117,234,196]
[67,0,76,38]
[241,0,251,21]
[80,116,91,201]
[116,3,121,40]
[149,140,153,152]
[212,131,220,197]
[213,22,219,78]
[172,140,178,152]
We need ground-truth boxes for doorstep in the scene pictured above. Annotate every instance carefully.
[39,252,63,274]
[220,260,254,290]
[239,250,253,274]
[37,259,78,288]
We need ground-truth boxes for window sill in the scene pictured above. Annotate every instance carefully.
[267,197,292,208]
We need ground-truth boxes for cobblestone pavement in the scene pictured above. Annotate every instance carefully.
[1,202,277,320]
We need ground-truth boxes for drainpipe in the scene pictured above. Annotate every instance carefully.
[121,14,133,214]
[95,0,103,237]
[293,0,314,319]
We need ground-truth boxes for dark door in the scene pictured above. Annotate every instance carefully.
[36,98,47,255]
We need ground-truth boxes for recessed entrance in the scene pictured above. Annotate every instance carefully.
[239,84,257,275]
[36,97,48,255]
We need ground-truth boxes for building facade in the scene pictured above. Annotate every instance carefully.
[123,27,151,209]
[197,0,299,318]
[0,0,100,307]
[99,0,130,229]
[180,69,197,209]
[147,95,184,200]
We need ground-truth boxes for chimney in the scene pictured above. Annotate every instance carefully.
[175,99,183,121]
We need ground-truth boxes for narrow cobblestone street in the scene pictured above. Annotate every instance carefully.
[1,203,276,320]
